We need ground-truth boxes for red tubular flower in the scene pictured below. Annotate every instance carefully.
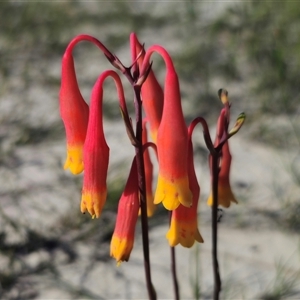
[59,41,89,175]
[59,35,115,175]
[166,131,203,247]
[110,158,139,265]
[130,33,164,143]
[81,70,127,218]
[207,140,237,208]
[140,45,192,211]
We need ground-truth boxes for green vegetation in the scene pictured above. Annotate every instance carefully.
[211,0,300,114]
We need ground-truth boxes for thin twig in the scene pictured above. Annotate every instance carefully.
[211,152,221,300]
[170,246,180,300]
[169,211,180,300]
[133,85,156,300]
[117,52,156,299]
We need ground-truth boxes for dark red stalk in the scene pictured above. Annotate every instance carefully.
[65,34,114,61]
[169,212,180,300]
[133,85,156,300]
[107,38,155,299]
[189,116,221,300]
[211,151,221,300]
[171,246,180,300]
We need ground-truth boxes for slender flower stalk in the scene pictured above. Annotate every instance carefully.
[129,35,157,300]
[170,245,179,300]
[211,151,221,300]
[140,45,192,211]
[189,89,245,300]
[81,70,127,218]
[132,85,157,300]
[188,114,222,300]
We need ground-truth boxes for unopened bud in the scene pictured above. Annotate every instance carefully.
[218,88,229,104]
[228,112,246,138]
[105,54,126,73]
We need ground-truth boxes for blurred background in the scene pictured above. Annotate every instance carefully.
[0,1,300,299]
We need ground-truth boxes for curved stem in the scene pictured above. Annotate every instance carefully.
[92,70,137,147]
[113,43,156,299]
[66,34,114,61]
[188,116,209,138]
[189,116,221,299]
[142,142,157,157]
[66,34,131,76]
[95,70,128,113]
[188,117,215,154]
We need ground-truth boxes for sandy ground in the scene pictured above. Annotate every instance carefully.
[49,128,300,299]
[2,118,300,299]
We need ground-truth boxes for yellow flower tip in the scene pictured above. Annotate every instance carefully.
[110,236,133,265]
[166,220,203,248]
[81,190,106,218]
[207,185,238,208]
[63,146,84,175]
[154,175,192,210]
[181,237,195,248]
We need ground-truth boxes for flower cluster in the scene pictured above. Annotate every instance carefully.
[59,33,244,265]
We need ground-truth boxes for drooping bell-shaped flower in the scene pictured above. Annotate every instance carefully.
[59,42,89,175]
[140,45,192,210]
[81,70,128,218]
[130,33,164,143]
[80,73,110,218]
[110,158,140,265]
[166,138,203,247]
[207,140,237,208]
[139,119,156,217]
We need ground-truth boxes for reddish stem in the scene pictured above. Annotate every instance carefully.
[94,70,128,114]
[171,245,180,300]
[133,85,156,300]
[65,34,114,60]
[211,151,221,300]
[189,116,222,300]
